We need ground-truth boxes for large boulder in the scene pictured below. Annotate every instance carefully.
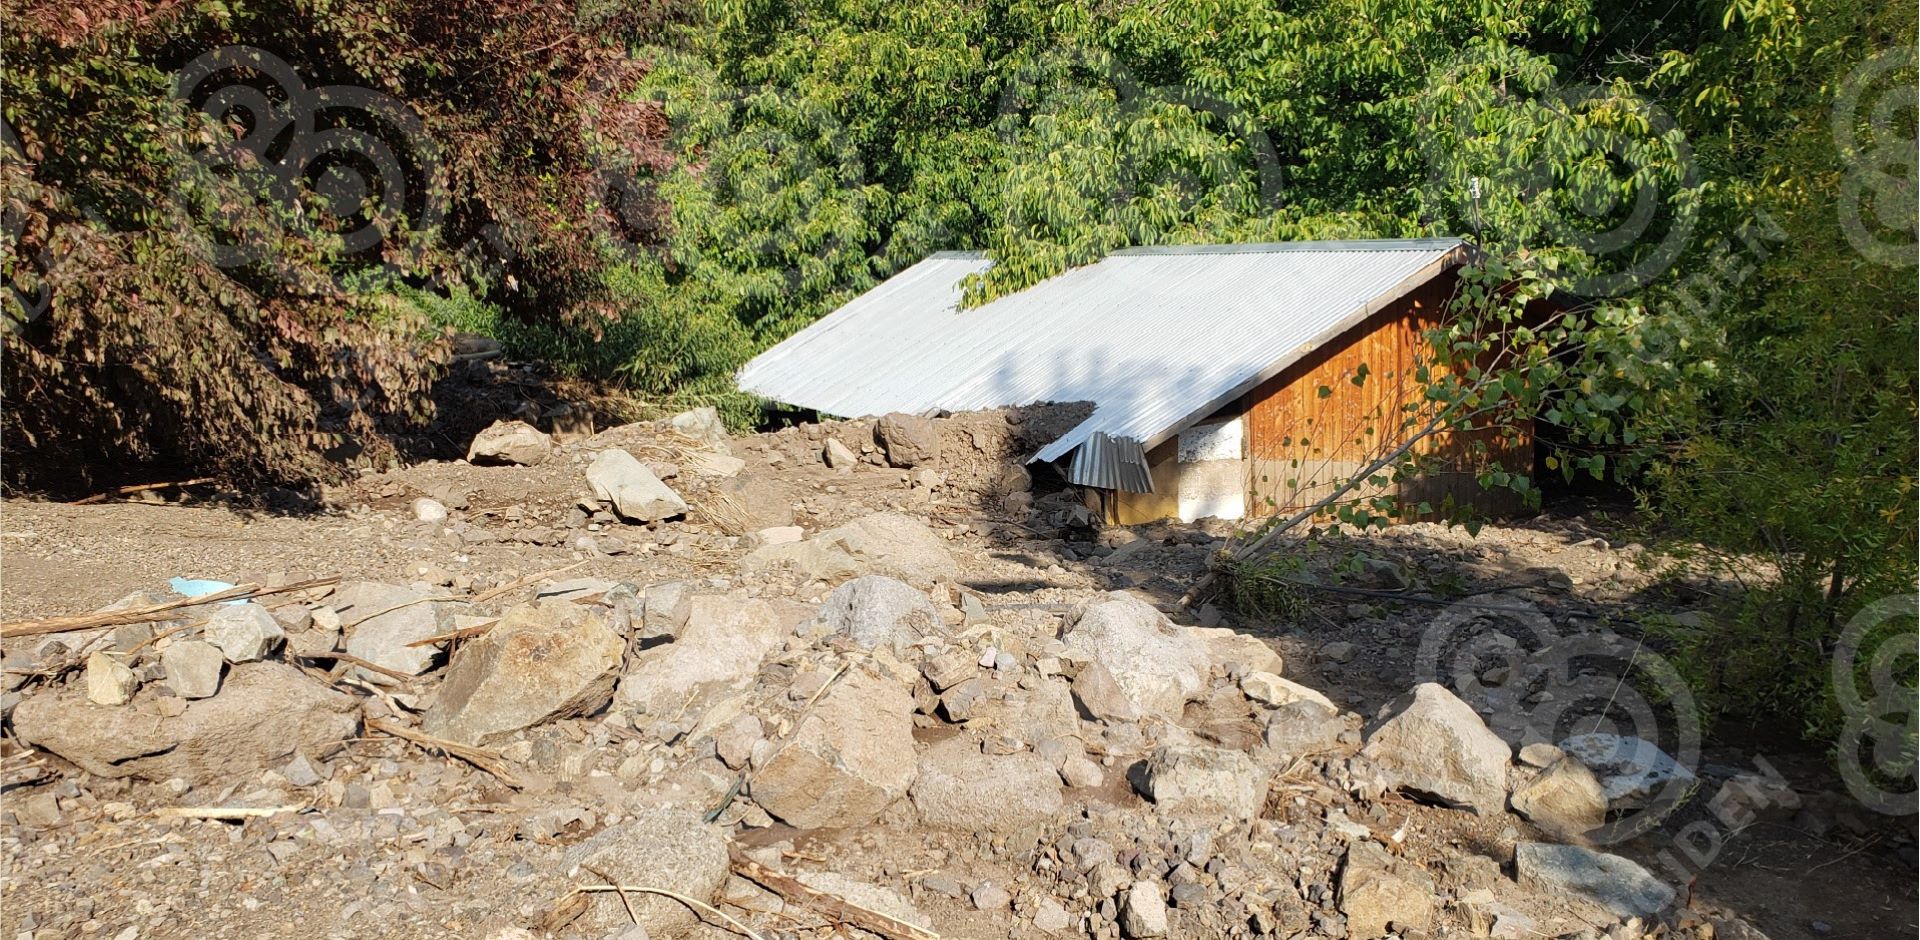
[12,662,358,783]
[587,449,689,523]
[1338,840,1436,939]
[1057,593,1208,717]
[561,807,730,936]
[1359,683,1511,814]
[335,581,463,680]
[467,419,552,466]
[910,736,1064,830]
[619,595,803,714]
[742,512,958,583]
[751,668,917,829]
[1514,843,1674,919]
[422,600,625,746]
[1139,745,1268,820]
[874,413,939,467]
[816,576,940,653]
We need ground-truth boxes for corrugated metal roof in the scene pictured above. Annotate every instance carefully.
[737,238,1469,491]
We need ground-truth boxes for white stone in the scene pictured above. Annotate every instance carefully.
[85,652,138,706]
[1241,671,1336,711]
[412,497,448,523]
[587,449,689,523]
[1121,882,1169,937]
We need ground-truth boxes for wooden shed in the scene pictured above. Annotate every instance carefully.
[737,238,1533,525]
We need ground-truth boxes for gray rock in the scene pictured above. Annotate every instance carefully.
[1360,683,1511,814]
[203,602,285,663]
[13,662,358,783]
[334,581,460,681]
[971,882,1011,911]
[640,580,694,640]
[85,652,138,706]
[587,449,689,523]
[282,753,326,787]
[875,412,939,467]
[817,576,940,652]
[1514,842,1674,919]
[1339,840,1435,939]
[1140,745,1267,820]
[1034,897,1072,933]
[751,668,917,829]
[1121,881,1169,937]
[910,736,1064,830]
[422,600,625,746]
[1058,593,1208,717]
[1511,757,1608,842]
[467,420,552,466]
[619,595,804,713]
[562,807,729,935]
[161,640,225,699]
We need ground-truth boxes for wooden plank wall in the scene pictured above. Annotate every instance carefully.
[1241,272,1533,520]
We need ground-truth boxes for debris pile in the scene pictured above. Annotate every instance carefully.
[0,406,1847,940]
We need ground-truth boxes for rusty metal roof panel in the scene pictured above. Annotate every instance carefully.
[736,238,1468,489]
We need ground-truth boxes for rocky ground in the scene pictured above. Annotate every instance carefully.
[0,407,1912,940]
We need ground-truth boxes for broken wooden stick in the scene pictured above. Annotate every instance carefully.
[71,477,219,505]
[0,576,340,638]
[472,561,588,604]
[569,884,767,940]
[404,619,500,648]
[364,717,522,789]
[294,651,419,684]
[728,849,941,940]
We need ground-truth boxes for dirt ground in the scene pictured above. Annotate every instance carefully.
[0,409,1912,940]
